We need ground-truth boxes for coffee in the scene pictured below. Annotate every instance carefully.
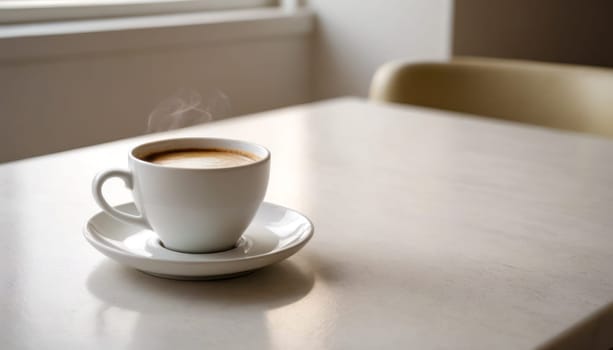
[144,148,260,169]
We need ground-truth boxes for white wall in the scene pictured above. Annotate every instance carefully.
[309,0,452,98]
[0,10,313,162]
[0,3,453,162]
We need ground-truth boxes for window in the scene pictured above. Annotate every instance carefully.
[0,0,276,23]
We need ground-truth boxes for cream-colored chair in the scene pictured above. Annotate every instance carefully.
[369,57,613,137]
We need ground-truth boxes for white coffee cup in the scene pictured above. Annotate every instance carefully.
[92,138,270,253]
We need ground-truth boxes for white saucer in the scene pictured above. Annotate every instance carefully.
[83,202,314,280]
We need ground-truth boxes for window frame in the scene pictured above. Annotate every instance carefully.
[0,0,276,23]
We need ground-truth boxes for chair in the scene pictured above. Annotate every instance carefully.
[369,57,613,137]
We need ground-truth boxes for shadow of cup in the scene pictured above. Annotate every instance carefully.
[86,258,315,313]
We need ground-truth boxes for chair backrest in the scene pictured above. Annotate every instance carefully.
[369,57,613,137]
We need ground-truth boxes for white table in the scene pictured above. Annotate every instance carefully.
[2,98,613,349]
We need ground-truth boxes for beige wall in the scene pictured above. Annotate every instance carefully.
[453,0,613,67]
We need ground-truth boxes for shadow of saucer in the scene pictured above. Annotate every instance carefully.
[86,258,315,313]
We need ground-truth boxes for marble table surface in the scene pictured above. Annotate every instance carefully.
[1,97,613,349]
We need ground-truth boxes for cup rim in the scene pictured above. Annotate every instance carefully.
[129,137,270,171]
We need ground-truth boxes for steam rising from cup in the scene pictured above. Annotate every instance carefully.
[147,89,230,133]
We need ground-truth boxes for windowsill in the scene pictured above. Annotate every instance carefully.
[0,7,313,62]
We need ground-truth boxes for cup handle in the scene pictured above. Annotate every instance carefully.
[92,169,149,228]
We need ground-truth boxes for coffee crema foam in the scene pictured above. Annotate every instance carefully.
[144,148,260,169]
